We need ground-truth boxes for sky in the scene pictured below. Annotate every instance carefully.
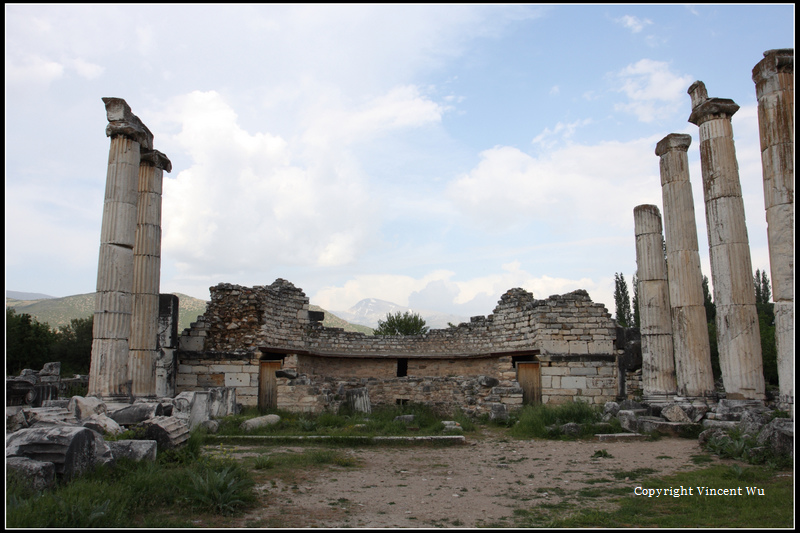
[5,4,794,321]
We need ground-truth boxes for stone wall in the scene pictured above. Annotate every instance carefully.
[176,279,620,413]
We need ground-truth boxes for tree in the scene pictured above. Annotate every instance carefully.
[754,269,777,386]
[51,316,94,375]
[702,275,721,380]
[374,311,429,336]
[613,273,633,328]
[6,308,56,375]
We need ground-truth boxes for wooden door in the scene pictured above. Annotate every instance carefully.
[259,361,281,412]
[517,362,541,405]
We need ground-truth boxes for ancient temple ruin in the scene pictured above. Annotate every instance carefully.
[634,49,794,412]
[88,98,177,401]
[87,49,793,419]
[176,281,620,415]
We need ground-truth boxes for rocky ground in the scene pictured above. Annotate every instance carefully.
[210,429,713,528]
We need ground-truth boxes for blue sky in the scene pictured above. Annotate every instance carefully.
[5,4,794,319]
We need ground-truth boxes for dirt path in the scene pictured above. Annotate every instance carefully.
[224,429,710,528]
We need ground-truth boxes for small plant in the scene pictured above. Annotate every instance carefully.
[253,455,273,470]
[184,465,254,515]
[592,449,613,458]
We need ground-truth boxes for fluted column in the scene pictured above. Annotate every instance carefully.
[688,82,765,401]
[753,49,794,411]
[89,98,154,399]
[129,149,172,398]
[634,205,677,402]
[656,134,716,400]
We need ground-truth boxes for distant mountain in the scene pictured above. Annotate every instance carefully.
[6,292,208,333]
[333,298,469,330]
[6,291,57,301]
[309,305,374,335]
[6,291,372,336]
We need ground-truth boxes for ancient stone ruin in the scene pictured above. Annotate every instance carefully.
[7,50,794,491]
[177,280,619,416]
[634,49,794,414]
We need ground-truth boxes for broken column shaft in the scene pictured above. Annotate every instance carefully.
[688,81,765,401]
[634,204,677,402]
[129,149,172,398]
[655,133,716,400]
[752,49,794,411]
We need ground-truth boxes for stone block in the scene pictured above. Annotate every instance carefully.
[108,439,158,462]
[6,456,56,492]
[561,377,587,389]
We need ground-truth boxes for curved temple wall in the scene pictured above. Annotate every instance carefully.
[176,279,620,414]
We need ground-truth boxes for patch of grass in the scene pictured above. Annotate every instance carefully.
[592,449,613,458]
[548,465,793,528]
[691,454,714,465]
[509,400,603,439]
[6,452,253,528]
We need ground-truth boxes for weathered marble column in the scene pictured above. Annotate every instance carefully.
[634,205,677,402]
[89,98,154,399]
[655,134,716,400]
[129,149,172,398]
[688,81,765,401]
[752,49,794,411]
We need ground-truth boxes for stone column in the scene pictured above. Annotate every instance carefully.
[89,98,154,399]
[752,49,794,411]
[688,82,765,401]
[634,205,677,403]
[129,149,172,398]
[656,133,716,400]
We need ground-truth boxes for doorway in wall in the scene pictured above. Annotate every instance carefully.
[513,353,542,405]
[258,356,283,412]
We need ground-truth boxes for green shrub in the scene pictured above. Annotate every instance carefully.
[183,464,254,515]
[510,401,601,439]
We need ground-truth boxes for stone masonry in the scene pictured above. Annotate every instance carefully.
[752,49,794,412]
[177,280,620,414]
[633,204,677,402]
[655,133,715,400]
[688,81,765,401]
[89,98,172,401]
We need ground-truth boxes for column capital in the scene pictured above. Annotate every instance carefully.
[140,149,172,173]
[655,133,692,156]
[752,48,794,84]
[102,97,154,149]
[687,81,739,125]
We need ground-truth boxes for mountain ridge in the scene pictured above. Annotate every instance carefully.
[6,291,373,336]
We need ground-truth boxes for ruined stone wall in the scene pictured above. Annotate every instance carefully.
[176,279,620,412]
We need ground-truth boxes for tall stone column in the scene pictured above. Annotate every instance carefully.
[655,134,716,400]
[89,98,154,399]
[634,205,677,402]
[129,149,172,398]
[688,82,765,401]
[752,49,794,411]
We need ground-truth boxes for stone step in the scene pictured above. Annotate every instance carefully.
[595,433,648,442]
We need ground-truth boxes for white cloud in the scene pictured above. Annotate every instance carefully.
[160,90,377,280]
[5,54,64,86]
[614,59,694,122]
[312,262,615,318]
[616,15,653,34]
[70,58,104,79]
[447,134,661,232]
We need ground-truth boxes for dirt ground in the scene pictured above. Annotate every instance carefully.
[213,429,713,528]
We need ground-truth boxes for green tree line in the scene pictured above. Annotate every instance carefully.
[6,308,93,377]
[615,269,778,388]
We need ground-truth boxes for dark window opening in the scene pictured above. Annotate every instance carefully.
[397,358,408,377]
[396,398,409,406]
